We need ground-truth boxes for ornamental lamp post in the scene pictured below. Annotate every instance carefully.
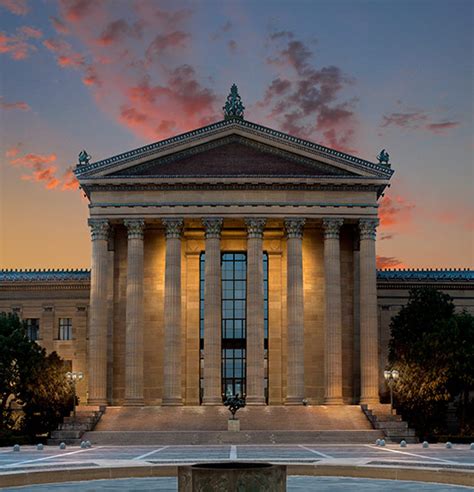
[384,369,399,415]
[66,371,84,421]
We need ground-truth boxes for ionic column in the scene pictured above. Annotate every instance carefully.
[323,217,344,404]
[124,219,145,405]
[359,218,380,404]
[284,218,305,404]
[202,218,223,405]
[87,218,109,405]
[162,218,184,405]
[245,218,266,405]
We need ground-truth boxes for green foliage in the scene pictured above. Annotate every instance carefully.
[0,312,73,438]
[387,288,474,438]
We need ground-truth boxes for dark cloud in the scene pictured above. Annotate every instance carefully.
[425,121,460,133]
[228,39,237,54]
[259,34,357,151]
[97,19,142,46]
[380,110,460,135]
[145,31,190,61]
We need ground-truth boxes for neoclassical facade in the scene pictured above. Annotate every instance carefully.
[8,94,471,409]
[69,102,395,407]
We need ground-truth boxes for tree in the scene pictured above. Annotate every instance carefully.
[388,288,474,438]
[0,312,73,438]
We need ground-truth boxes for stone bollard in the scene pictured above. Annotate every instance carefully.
[37,444,44,451]
[375,439,381,446]
[228,419,240,432]
[379,439,386,447]
[80,441,87,449]
[446,441,452,449]
[178,463,286,491]
[400,440,407,447]
[59,442,66,450]
[13,444,20,452]
[470,443,474,450]
[85,440,92,448]
[422,441,429,448]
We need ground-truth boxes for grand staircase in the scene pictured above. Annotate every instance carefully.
[48,405,105,445]
[83,405,385,445]
[361,404,417,443]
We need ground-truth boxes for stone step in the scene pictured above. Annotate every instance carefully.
[59,422,93,431]
[373,421,408,430]
[84,429,384,446]
[51,430,83,439]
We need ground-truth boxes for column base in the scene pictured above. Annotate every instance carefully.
[88,398,108,406]
[284,396,304,405]
[123,398,144,406]
[324,396,344,405]
[360,397,380,405]
[246,397,266,405]
[162,397,183,406]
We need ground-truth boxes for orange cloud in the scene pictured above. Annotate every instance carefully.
[0,97,30,110]
[379,194,415,229]
[43,38,85,69]
[376,256,406,269]
[5,145,21,157]
[0,0,28,15]
[61,168,80,191]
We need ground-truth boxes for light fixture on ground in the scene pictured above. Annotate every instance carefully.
[384,369,399,415]
[66,371,84,421]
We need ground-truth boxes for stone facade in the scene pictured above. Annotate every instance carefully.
[1,117,472,407]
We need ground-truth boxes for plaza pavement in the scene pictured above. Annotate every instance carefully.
[0,443,473,489]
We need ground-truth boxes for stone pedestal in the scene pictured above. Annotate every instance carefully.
[228,419,240,432]
[178,463,287,491]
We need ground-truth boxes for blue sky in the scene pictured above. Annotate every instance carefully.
[0,0,472,268]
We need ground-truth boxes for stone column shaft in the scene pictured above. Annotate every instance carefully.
[359,218,380,404]
[245,218,266,404]
[202,218,223,405]
[87,219,109,405]
[323,218,344,404]
[162,218,184,405]
[124,219,145,405]
[284,218,305,404]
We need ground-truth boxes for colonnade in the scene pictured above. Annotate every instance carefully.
[87,216,379,406]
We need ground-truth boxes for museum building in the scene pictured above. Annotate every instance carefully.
[1,88,473,408]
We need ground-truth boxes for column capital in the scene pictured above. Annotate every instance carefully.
[88,218,109,241]
[284,218,305,239]
[359,218,379,240]
[245,218,266,239]
[163,218,184,239]
[202,217,223,239]
[124,219,145,240]
[322,217,344,239]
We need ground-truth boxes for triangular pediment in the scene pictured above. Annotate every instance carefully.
[76,118,393,181]
[108,136,352,178]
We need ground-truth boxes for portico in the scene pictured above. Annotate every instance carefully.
[76,91,392,407]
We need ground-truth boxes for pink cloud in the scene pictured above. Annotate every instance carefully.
[0,30,36,60]
[96,19,141,46]
[60,0,98,22]
[43,38,85,69]
[5,144,21,157]
[19,26,43,39]
[61,167,79,190]
[145,31,190,61]
[0,0,28,15]
[50,16,69,34]
[425,121,460,134]
[0,97,30,111]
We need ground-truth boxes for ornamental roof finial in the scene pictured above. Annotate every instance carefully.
[223,83,245,120]
[377,148,390,166]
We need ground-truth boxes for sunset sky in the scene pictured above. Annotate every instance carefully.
[0,0,472,270]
